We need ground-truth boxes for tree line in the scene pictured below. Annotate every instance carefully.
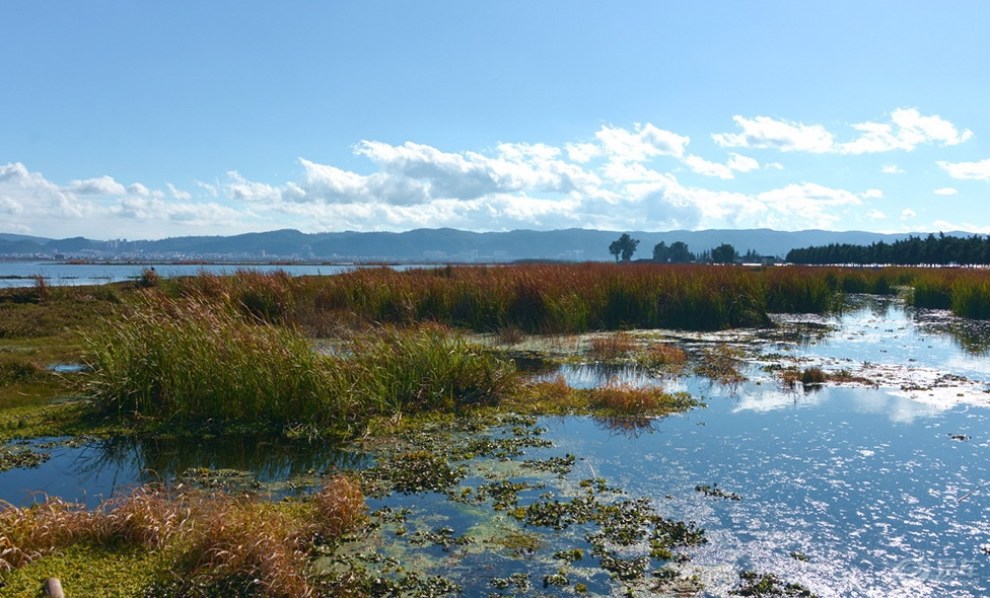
[609,233,760,264]
[786,233,990,265]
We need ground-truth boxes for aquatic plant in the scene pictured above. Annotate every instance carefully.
[588,380,693,416]
[80,294,345,426]
[0,476,366,597]
[81,291,518,430]
[346,324,518,415]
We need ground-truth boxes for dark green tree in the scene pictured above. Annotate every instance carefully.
[711,243,737,264]
[609,233,640,262]
[668,241,692,263]
[652,241,669,262]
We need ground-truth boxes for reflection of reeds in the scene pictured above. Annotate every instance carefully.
[0,476,366,597]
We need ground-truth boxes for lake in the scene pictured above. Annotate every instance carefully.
[0,261,434,288]
[3,297,989,596]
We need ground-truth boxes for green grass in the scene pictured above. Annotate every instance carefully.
[79,295,517,432]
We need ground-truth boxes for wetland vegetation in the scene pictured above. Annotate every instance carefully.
[2,263,990,596]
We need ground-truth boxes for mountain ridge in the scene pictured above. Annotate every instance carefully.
[0,228,978,262]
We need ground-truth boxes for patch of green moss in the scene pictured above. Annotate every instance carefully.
[0,542,168,598]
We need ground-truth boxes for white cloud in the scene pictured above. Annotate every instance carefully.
[127,183,151,197]
[596,123,690,162]
[68,175,126,195]
[861,188,884,199]
[934,187,959,196]
[867,209,886,220]
[683,152,760,180]
[225,171,283,203]
[714,109,972,156]
[840,108,973,154]
[712,115,835,153]
[167,183,192,201]
[901,208,918,220]
[881,164,905,174]
[565,142,601,163]
[938,158,990,181]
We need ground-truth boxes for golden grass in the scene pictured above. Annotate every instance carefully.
[588,332,637,361]
[0,475,366,596]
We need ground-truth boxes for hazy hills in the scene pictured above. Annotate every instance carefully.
[0,228,969,262]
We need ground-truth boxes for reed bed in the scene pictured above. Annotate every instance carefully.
[80,293,517,428]
[156,264,934,335]
[908,269,990,319]
[0,475,366,597]
[80,294,343,425]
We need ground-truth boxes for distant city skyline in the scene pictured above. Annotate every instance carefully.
[3,1,990,240]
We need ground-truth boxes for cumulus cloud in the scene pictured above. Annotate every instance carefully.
[934,187,959,196]
[68,175,126,195]
[712,115,835,153]
[596,123,690,162]
[881,164,905,174]
[714,109,972,155]
[901,208,918,220]
[683,152,760,179]
[0,162,247,238]
[938,158,990,181]
[840,108,973,154]
[5,113,969,237]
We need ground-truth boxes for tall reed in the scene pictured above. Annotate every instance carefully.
[81,294,517,427]
[81,293,347,426]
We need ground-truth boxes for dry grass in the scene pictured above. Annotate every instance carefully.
[588,380,687,415]
[638,342,688,370]
[0,476,366,596]
[588,332,637,361]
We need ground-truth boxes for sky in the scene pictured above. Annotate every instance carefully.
[3,1,990,240]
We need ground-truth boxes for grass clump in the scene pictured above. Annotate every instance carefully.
[79,295,517,432]
[588,332,637,361]
[81,294,344,427]
[0,475,366,597]
[588,381,694,417]
[347,324,518,415]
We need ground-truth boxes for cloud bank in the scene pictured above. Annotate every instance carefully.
[0,108,984,239]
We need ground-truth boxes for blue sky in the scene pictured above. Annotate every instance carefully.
[3,1,990,240]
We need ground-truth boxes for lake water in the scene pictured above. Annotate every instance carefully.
[0,261,434,288]
[3,298,990,596]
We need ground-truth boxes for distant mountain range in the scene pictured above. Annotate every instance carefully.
[0,228,976,263]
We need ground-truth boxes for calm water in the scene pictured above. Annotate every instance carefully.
[3,299,990,596]
[0,261,436,287]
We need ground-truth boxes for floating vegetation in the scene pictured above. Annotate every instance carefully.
[362,450,466,496]
[732,570,819,597]
[522,453,577,477]
[695,343,747,384]
[695,483,742,501]
[0,444,49,472]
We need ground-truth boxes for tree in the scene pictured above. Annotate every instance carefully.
[711,243,737,264]
[668,241,692,263]
[652,241,669,262]
[609,233,640,262]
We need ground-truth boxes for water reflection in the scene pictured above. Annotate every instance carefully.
[0,435,367,507]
